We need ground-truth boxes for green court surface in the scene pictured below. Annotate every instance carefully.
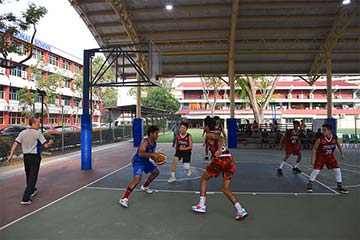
[1,145,359,240]
[157,129,204,143]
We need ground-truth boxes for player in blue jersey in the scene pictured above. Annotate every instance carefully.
[119,126,161,208]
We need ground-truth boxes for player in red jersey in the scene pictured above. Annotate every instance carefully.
[192,118,248,221]
[307,124,348,194]
[168,122,193,183]
[277,120,302,175]
[213,116,227,139]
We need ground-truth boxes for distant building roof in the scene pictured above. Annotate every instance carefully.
[177,80,358,89]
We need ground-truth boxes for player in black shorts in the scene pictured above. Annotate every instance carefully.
[168,122,193,183]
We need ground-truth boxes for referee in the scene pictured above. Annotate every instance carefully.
[7,116,53,205]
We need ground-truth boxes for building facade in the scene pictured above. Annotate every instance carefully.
[0,32,101,128]
[175,78,360,129]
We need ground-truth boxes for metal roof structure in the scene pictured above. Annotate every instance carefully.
[70,0,360,81]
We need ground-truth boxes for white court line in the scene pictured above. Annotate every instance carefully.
[284,162,339,195]
[154,167,205,182]
[341,168,360,174]
[85,186,337,196]
[0,163,131,231]
[330,184,360,188]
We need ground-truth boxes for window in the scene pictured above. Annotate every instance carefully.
[10,87,18,100]
[49,114,58,124]
[0,111,3,125]
[74,64,81,73]
[74,97,80,107]
[32,48,44,60]
[63,60,70,70]
[10,65,26,79]
[0,86,4,99]
[35,95,42,103]
[49,54,59,66]
[62,96,70,106]
[64,78,71,88]
[9,112,25,125]
[11,40,26,55]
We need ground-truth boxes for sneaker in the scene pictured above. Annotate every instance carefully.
[307,183,313,193]
[236,209,248,221]
[119,198,128,208]
[204,156,209,161]
[141,185,153,194]
[292,167,302,173]
[186,168,192,177]
[30,188,38,199]
[277,168,283,176]
[336,186,349,194]
[168,176,176,183]
[21,200,32,205]
[192,204,206,213]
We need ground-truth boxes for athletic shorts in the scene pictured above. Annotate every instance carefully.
[314,155,339,170]
[174,150,191,163]
[206,156,236,180]
[285,145,301,156]
[132,160,157,177]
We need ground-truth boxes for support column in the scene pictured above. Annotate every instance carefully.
[325,50,337,135]
[133,61,143,147]
[227,0,239,148]
[81,50,92,170]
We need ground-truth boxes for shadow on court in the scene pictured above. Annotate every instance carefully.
[1,143,359,240]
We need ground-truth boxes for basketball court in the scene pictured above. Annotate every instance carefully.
[1,143,359,240]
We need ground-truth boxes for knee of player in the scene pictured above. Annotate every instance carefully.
[152,168,160,176]
[222,187,231,195]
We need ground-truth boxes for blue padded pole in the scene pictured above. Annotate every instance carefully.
[227,118,237,148]
[81,50,92,170]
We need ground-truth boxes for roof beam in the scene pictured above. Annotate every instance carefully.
[102,27,360,39]
[307,2,360,83]
[94,15,340,28]
[228,0,239,118]
[105,0,147,70]
[126,1,338,14]
[108,37,359,47]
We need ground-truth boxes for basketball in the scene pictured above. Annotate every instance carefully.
[152,152,167,165]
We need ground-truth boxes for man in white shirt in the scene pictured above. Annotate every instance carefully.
[7,117,53,205]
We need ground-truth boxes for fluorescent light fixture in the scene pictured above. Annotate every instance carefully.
[342,0,351,4]
[165,4,173,10]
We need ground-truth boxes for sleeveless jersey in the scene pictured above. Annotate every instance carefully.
[317,135,338,158]
[209,140,231,158]
[132,138,156,164]
[285,129,301,146]
[176,133,191,152]
[212,125,223,136]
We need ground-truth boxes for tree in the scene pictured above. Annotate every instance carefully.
[0,1,47,68]
[200,76,225,116]
[17,87,37,116]
[235,75,280,124]
[128,77,175,97]
[30,61,63,122]
[142,87,180,112]
[101,88,118,107]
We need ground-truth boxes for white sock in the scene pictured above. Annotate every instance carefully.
[294,163,299,168]
[309,170,320,182]
[199,196,206,207]
[171,172,175,178]
[279,161,286,169]
[234,202,243,213]
[333,168,342,183]
[183,163,190,170]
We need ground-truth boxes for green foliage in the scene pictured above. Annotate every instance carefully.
[128,78,175,97]
[142,87,180,112]
[101,88,117,107]
[17,87,38,116]
[30,61,62,106]
[0,1,47,62]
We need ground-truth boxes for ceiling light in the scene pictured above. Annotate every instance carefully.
[165,4,173,10]
[342,0,351,5]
